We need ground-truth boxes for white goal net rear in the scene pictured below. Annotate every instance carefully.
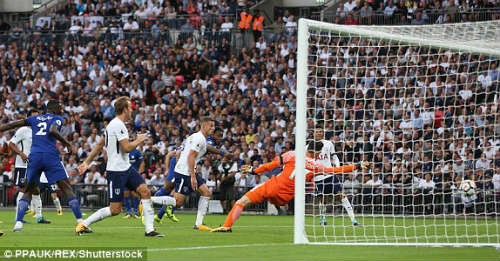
[294,19,500,247]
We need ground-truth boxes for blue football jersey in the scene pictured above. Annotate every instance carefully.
[129,149,144,171]
[26,113,64,155]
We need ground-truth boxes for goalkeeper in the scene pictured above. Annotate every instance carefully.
[212,142,369,232]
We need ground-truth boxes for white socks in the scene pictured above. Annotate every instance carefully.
[32,194,42,219]
[151,196,176,206]
[342,197,356,223]
[53,198,62,211]
[142,199,154,233]
[195,196,210,226]
[15,192,24,220]
[83,207,111,227]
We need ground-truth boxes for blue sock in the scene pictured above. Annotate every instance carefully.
[124,196,131,214]
[67,197,82,220]
[157,206,166,219]
[133,197,139,215]
[16,199,29,222]
[154,188,167,197]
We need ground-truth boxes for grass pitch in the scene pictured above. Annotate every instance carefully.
[0,210,498,261]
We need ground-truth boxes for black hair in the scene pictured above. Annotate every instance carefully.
[307,142,324,153]
[46,100,61,114]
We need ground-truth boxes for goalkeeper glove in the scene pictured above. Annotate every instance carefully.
[241,165,256,175]
[356,161,370,170]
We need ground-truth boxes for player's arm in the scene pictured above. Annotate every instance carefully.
[0,119,29,132]
[188,149,198,190]
[9,142,28,162]
[242,157,281,175]
[118,134,147,153]
[207,145,234,160]
[49,123,72,151]
[78,137,105,175]
[164,151,176,175]
[138,156,145,174]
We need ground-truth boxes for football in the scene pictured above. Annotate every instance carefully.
[460,180,477,196]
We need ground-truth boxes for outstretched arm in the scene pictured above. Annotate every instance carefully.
[253,158,281,174]
[77,137,105,175]
[0,119,28,132]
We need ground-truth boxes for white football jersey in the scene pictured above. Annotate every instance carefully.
[174,131,207,176]
[307,139,340,181]
[10,127,32,168]
[105,117,131,172]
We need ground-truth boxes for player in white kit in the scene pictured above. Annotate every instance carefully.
[308,127,360,226]
[76,96,175,237]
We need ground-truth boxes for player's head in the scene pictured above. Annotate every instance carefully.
[200,116,215,136]
[307,141,324,158]
[46,100,63,115]
[114,96,132,120]
[313,121,325,140]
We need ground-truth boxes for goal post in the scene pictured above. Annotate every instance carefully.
[294,18,500,247]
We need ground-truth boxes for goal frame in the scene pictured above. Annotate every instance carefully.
[294,18,500,247]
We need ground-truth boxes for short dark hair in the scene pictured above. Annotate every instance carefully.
[114,96,131,115]
[46,100,61,114]
[307,142,324,153]
[200,116,214,124]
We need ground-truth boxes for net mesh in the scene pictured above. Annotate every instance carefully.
[300,20,500,245]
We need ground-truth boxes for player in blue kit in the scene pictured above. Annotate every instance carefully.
[153,146,182,223]
[0,100,84,232]
[123,148,144,219]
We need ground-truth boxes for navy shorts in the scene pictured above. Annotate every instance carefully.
[107,167,145,202]
[39,183,56,193]
[14,168,27,187]
[173,172,205,195]
[315,176,342,195]
[27,153,68,185]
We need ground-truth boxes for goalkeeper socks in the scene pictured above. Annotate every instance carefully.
[124,196,131,214]
[32,194,42,219]
[133,197,140,214]
[154,188,167,197]
[53,197,62,212]
[341,197,356,223]
[15,192,24,221]
[195,196,210,226]
[141,199,155,233]
[16,199,29,222]
[151,196,176,206]
[223,203,244,228]
[83,207,111,227]
[68,197,83,220]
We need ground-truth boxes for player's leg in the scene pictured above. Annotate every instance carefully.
[334,175,359,226]
[129,168,164,237]
[13,168,28,221]
[131,191,140,217]
[50,184,63,215]
[32,185,50,224]
[76,171,125,235]
[123,189,132,218]
[155,180,179,222]
[195,178,212,230]
[47,158,83,223]
[13,158,43,232]
[212,182,269,232]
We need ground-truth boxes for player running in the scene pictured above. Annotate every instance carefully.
[123,148,144,219]
[309,127,360,226]
[0,100,84,232]
[212,143,369,232]
[153,147,181,224]
[76,96,175,237]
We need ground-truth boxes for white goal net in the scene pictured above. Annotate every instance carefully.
[295,18,500,247]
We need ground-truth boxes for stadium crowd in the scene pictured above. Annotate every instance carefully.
[0,0,499,214]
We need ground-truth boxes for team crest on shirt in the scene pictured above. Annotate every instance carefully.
[115,188,121,195]
[183,187,188,193]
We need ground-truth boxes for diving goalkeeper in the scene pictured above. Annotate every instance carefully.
[212,142,369,232]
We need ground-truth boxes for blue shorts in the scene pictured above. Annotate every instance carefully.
[26,153,68,185]
[315,176,342,195]
[166,170,176,183]
[107,167,145,202]
[14,168,27,187]
[39,183,56,194]
[173,172,205,195]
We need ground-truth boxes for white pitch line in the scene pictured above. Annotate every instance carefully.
[25,225,295,230]
[148,243,293,252]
